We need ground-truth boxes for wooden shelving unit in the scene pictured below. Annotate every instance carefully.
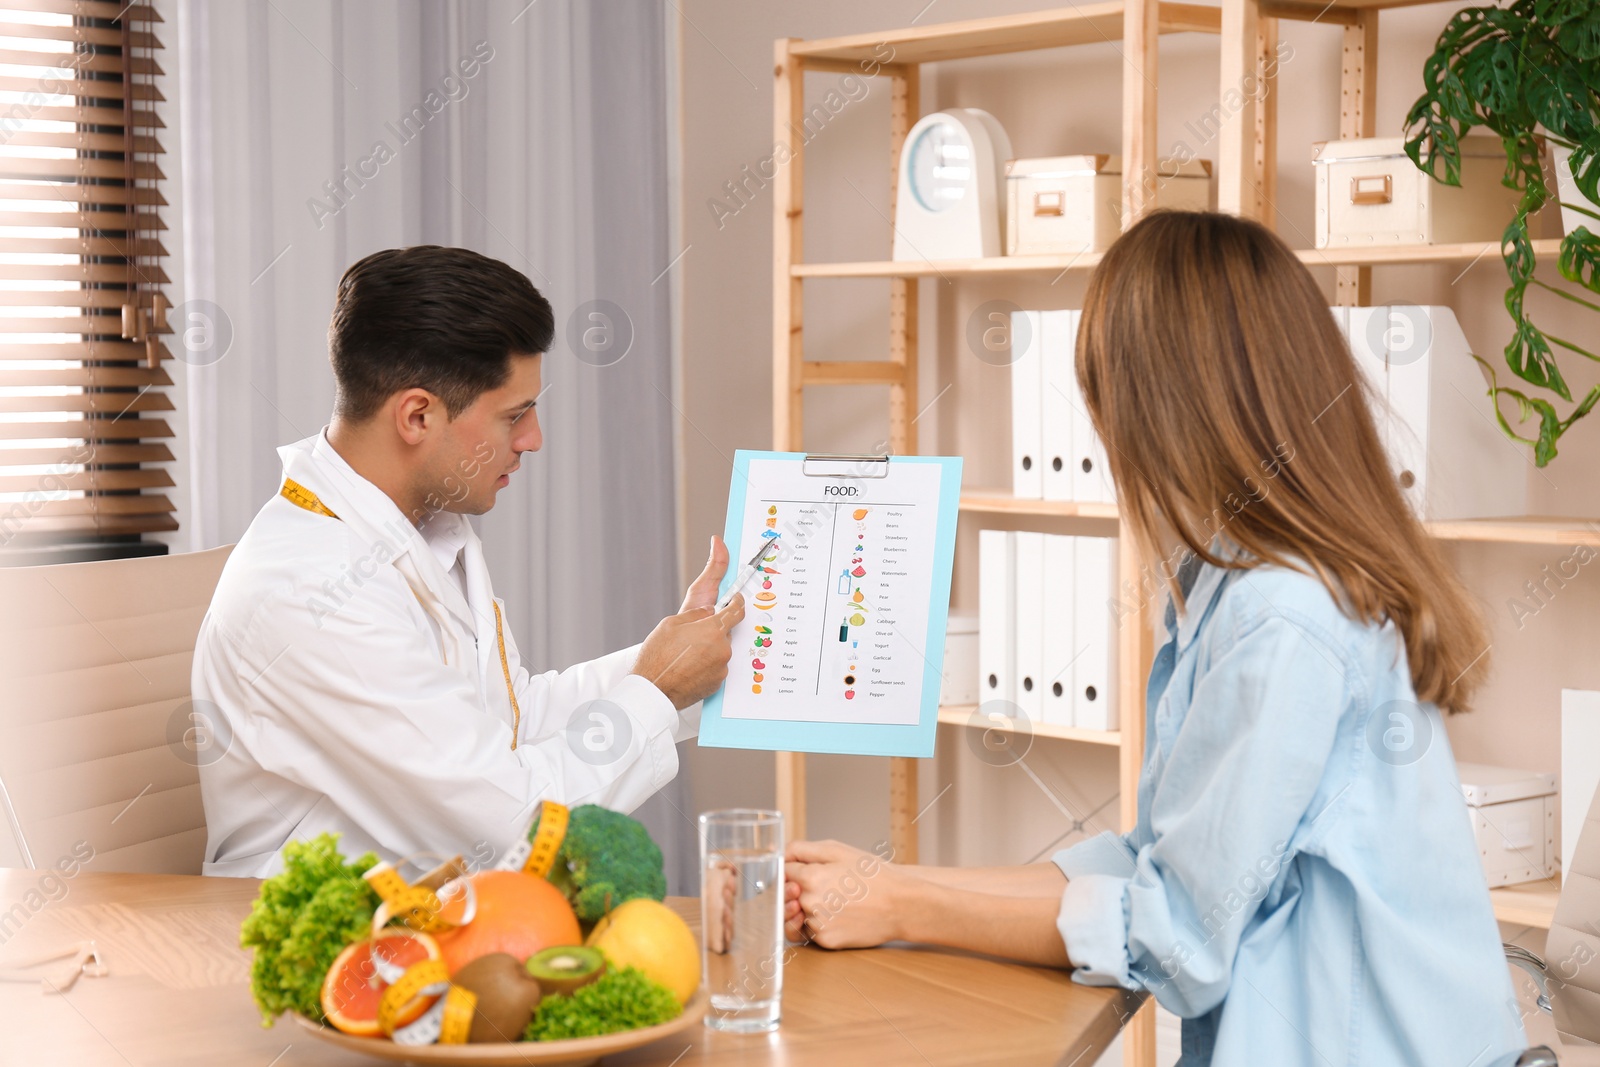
[772,2,1581,1060]
[773,10,1189,1055]
[960,491,1121,521]
[1489,880,1564,930]
[938,704,1123,747]
[793,239,1566,279]
[964,493,1600,549]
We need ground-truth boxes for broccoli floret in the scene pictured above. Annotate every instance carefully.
[531,804,666,923]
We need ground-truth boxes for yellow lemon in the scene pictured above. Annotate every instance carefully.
[585,899,700,1004]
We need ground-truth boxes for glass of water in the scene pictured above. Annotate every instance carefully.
[699,808,784,1033]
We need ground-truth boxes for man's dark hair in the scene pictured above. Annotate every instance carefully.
[328,245,554,422]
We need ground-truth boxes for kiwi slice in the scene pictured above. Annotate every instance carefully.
[525,945,607,999]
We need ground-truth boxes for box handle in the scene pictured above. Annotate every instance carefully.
[1349,174,1393,206]
[1033,191,1065,217]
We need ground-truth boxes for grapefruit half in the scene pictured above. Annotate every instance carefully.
[320,928,441,1037]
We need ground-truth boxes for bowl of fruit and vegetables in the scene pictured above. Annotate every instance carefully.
[242,804,706,1064]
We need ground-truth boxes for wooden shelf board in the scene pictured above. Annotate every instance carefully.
[1322,0,1462,8]
[961,491,1119,521]
[794,253,1104,279]
[1429,516,1600,546]
[1300,238,1562,267]
[938,704,1122,746]
[789,2,1219,67]
[961,493,1599,546]
[1491,880,1560,929]
[1264,0,1458,18]
[793,240,1563,279]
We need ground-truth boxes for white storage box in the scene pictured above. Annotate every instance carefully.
[1332,305,1529,520]
[1005,155,1212,256]
[1313,134,1522,248]
[940,613,979,706]
[1457,761,1557,888]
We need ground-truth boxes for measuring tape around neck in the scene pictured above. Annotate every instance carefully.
[278,478,525,749]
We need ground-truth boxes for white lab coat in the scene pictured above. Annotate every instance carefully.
[194,429,697,878]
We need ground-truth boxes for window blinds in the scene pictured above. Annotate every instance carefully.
[0,0,173,545]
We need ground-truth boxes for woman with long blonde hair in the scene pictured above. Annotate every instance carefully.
[784,211,1526,1065]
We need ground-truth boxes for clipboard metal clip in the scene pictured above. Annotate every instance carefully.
[801,451,892,480]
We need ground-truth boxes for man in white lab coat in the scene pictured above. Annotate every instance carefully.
[193,246,741,877]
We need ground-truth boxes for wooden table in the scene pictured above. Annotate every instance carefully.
[0,870,1139,1066]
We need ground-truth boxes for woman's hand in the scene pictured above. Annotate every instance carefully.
[783,838,917,950]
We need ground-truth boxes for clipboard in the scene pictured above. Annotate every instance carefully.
[698,449,963,757]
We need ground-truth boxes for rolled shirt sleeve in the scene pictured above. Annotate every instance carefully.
[1053,831,1140,986]
[1049,611,1351,1018]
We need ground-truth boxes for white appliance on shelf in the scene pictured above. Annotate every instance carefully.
[1013,532,1045,723]
[1071,536,1118,731]
[1011,307,1115,505]
[1010,308,1044,498]
[978,531,1119,732]
[1040,534,1075,728]
[892,108,1012,262]
[1332,305,1528,520]
[978,529,1016,709]
[1457,761,1558,888]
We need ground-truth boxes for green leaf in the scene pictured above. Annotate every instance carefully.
[1568,143,1600,209]
[1558,226,1600,291]
[1472,354,1599,468]
[1556,10,1600,62]
[1499,132,1549,198]
[1503,214,1539,285]
[1526,67,1575,134]
[1503,318,1572,400]
[1405,111,1463,185]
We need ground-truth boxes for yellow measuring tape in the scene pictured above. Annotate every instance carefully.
[376,959,475,1044]
[279,477,525,749]
[522,800,570,878]
[363,862,477,1046]
[364,862,453,934]
[280,476,339,518]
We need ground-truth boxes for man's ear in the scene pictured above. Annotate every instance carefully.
[392,388,443,445]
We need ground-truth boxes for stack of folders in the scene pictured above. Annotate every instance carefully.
[978,530,1119,731]
[1010,308,1115,503]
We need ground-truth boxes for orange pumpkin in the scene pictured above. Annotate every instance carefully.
[434,870,581,975]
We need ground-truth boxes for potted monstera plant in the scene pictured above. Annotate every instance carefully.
[1404,0,1600,466]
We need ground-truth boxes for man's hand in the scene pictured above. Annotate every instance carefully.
[681,535,732,614]
[632,595,742,710]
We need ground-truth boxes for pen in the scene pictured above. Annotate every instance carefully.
[716,534,780,612]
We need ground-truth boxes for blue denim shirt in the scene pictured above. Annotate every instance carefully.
[1052,548,1526,1066]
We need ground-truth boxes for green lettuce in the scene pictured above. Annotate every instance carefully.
[239,833,379,1025]
[523,967,681,1041]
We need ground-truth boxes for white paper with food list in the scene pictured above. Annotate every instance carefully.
[698,449,963,757]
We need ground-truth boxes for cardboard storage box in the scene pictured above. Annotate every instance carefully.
[1313,134,1523,248]
[1005,155,1212,256]
[1457,761,1557,888]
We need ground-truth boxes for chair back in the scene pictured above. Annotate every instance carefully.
[1550,785,1600,1044]
[0,546,233,874]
